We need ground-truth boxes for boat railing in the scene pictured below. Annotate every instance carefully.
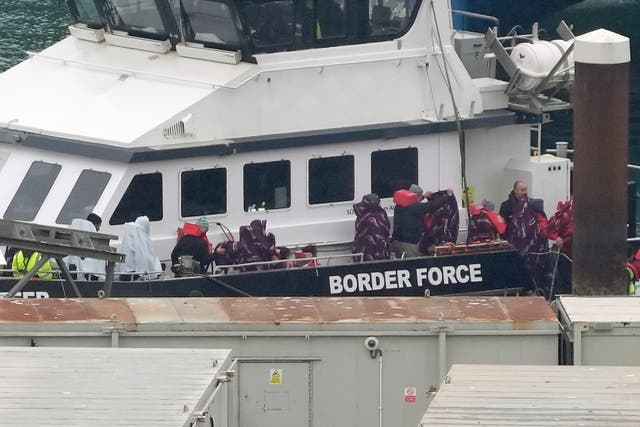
[450,9,499,32]
[212,253,364,275]
[0,268,164,282]
[534,143,640,174]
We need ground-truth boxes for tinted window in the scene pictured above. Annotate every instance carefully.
[241,0,294,50]
[181,168,227,217]
[172,0,243,49]
[368,0,417,36]
[309,155,354,204]
[316,0,347,40]
[371,148,418,198]
[244,160,290,211]
[68,0,103,27]
[109,173,163,225]
[5,161,61,221]
[56,170,111,224]
[108,0,166,35]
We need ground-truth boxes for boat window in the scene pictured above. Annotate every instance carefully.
[172,0,244,49]
[368,0,417,37]
[106,0,167,38]
[56,170,112,225]
[292,0,346,44]
[316,0,347,39]
[181,167,227,217]
[109,172,163,225]
[67,0,104,28]
[240,0,294,50]
[371,147,418,198]
[4,161,62,221]
[244,160,291,211]
[308,155,354,205]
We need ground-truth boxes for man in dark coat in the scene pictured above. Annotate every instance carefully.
[499,180,528,229]
[352,193,390,261]
[391,184,450,258]
[500,181,550,294]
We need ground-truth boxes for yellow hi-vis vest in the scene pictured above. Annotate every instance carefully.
[12,251,53,280]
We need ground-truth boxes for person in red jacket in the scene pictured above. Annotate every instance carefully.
[546,199,574,257]
[466,199,506,243]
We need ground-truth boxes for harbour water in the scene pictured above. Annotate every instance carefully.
[0,0,637,162]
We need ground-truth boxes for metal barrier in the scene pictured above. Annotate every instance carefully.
[0,219,125,297]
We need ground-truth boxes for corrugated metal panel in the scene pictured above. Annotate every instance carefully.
[420,364,640,426]
[557,296,640,323]
[0,346,230,426]
[0,296,556,330]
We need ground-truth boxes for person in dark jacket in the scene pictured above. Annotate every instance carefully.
[499,180,528,228]
[500,182,551,294]
[352,193,390,261]
[171,217,213,276]
[391,184,451,258]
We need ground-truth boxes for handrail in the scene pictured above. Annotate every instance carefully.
[212,252,364,275]
[539,147,640,172]
[0,268,164,281]
[450,9,499,28]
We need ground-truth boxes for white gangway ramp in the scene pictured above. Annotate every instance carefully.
[0,347,232,426]
[420,364,640,426]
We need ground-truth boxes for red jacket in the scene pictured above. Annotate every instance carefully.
[546,199,574,255]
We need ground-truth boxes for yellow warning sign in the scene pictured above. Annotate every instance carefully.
[269,368,282,385]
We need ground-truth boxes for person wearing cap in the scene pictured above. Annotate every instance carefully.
[170,217,213,276]
[391,184,451,258]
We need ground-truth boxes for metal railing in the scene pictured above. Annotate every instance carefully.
[212,253,364,276]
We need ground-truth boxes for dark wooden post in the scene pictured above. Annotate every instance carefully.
[573,29,631,295]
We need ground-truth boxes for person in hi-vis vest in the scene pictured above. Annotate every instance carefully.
[11,249,54,280]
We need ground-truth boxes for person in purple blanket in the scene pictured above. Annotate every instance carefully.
[419,190,459,254]
[352,193,390,261]
[238,219,277,270]
[500,180,549,293]
[500,181,547,256]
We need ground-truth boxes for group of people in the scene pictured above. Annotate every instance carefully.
[4,213,105,280]
[2,181,577,291]
[171,218,320,276]
[4,212,164,281]
[350,179,576,297]
[352,184,459,261]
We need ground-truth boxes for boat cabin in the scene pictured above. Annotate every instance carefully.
[0,0,571,266]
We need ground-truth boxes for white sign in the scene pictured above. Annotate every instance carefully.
[404,387,416,404]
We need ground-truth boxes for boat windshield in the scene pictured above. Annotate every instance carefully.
[66,0,421,56]
[170,0,245,50]
[105,0,172,39]
[66,0,104,28]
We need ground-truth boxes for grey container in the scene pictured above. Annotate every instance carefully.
[0,296,558,427]
[0,346,233,426]
[555,295,640,365]
[419,364,640,426]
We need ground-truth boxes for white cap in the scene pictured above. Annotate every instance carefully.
[575,28,630,65]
